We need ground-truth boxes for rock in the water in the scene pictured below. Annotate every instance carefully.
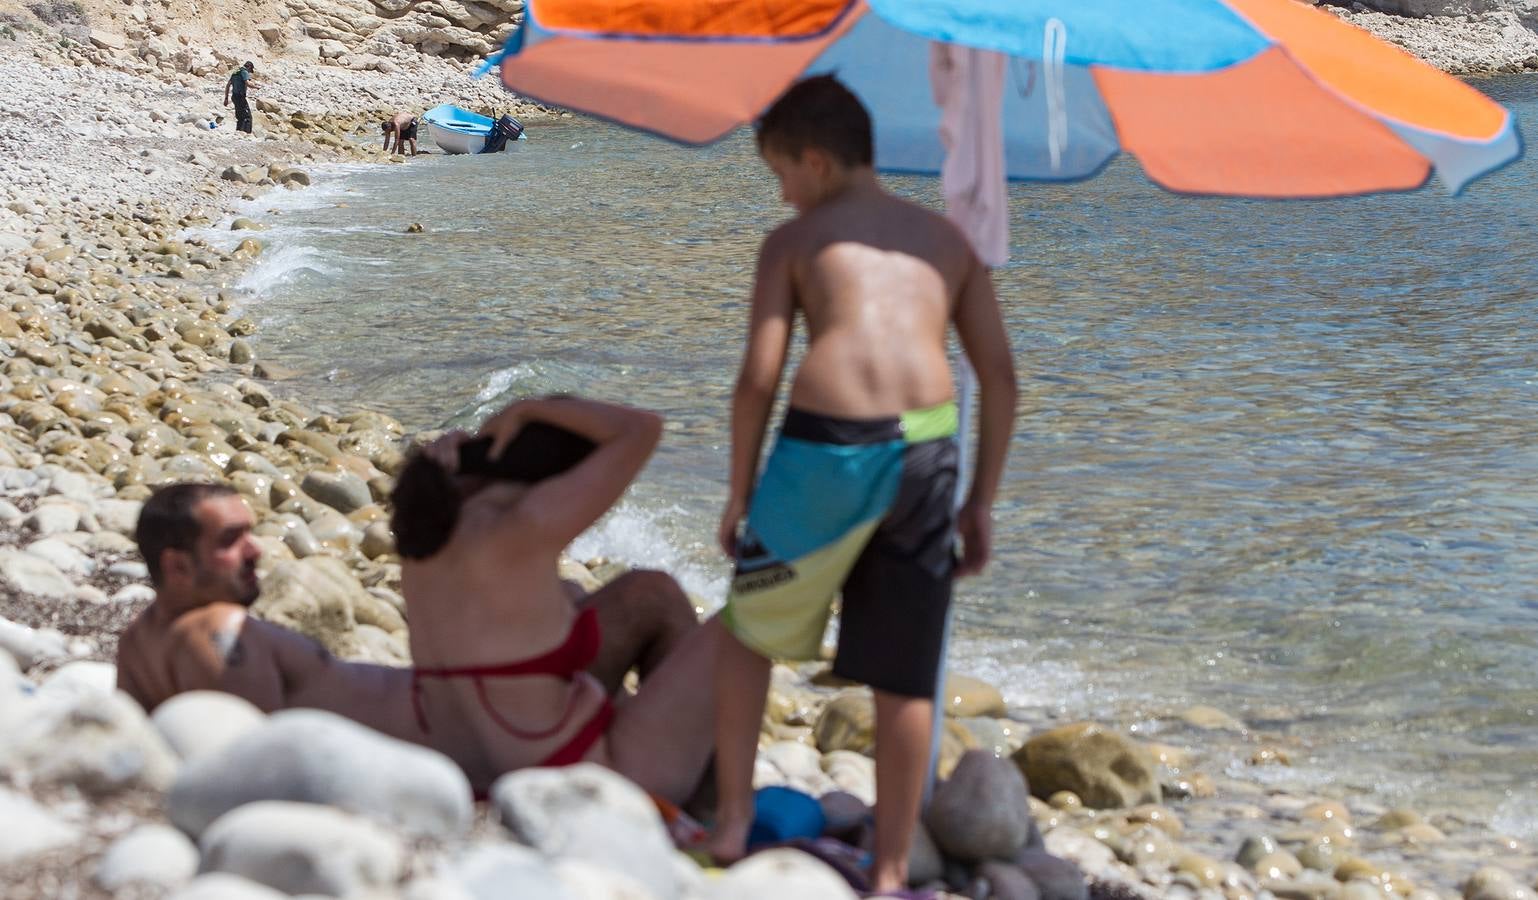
[814,690,875,755]
[491,763,678,899]
[96,823,200,891]
[1015,723,1160,809]
[168,709,472,837]
[152,691,267,762]
[943,673,1007,718]
[198,801,404,896]
[1040,827,1116,877]
[0,689,179,796]
[451,843,575,900]
[0,787,81,864]
[1464,867,1536,900]
[1015,848,1089,900]
[168,873,290,900]
[926,750,1035,862]
[0,547,78,599]
[700,848,859,900]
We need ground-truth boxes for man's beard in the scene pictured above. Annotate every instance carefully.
[196,562,260,607]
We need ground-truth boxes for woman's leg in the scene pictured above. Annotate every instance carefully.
[579,570,700,695]
[600,616,724,805]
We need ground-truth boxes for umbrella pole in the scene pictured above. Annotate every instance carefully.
[925,357,975,805]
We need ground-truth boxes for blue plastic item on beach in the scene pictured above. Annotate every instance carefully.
[747,786,826,848]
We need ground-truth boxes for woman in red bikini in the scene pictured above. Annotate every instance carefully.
[396,396,723,803]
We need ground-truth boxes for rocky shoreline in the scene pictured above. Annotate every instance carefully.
[1,17,1538,900]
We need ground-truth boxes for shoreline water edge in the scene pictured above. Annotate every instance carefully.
[1,17,1537,900]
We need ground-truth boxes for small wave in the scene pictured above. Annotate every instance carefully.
[569,501,728,606]
[1492,789,1538,841]
[234,244,336,298]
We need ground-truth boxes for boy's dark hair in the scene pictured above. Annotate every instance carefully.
[755,74,873,168]
[136,482,238,586]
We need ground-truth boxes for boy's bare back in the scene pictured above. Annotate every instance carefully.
[755,184,996,420]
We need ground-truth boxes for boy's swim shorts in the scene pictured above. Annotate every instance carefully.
[724,401,959,698]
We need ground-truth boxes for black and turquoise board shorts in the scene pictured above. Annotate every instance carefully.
[724,401,959,698]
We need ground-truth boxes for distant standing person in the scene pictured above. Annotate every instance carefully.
[381,112,419,156]
[224,61,257,134]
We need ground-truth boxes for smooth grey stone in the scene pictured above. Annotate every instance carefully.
[701,848,858,900]
[96,823,199,890]
[301,469,371,514]
[926,750,1034,862]
[152,691,266,763]
[553,858,661,900]
[492,763,679,899]
[1015,848,1089,900]
[0,787,81,864]
[168,709,472,837]
[198,801,403,897]
[0,500,22,526]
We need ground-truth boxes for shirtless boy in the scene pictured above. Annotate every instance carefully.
[710,76,1018,891]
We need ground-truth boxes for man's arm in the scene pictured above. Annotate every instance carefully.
[952,254,1018,576]
[223,80,231,107]
[719,228,795,556]
[167,607,286,712]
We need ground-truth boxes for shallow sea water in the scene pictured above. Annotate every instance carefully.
[204,77,1538,847]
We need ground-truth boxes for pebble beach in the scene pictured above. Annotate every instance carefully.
[2,7,1538,900]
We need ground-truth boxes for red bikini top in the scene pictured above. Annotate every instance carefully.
[413,607,602,682]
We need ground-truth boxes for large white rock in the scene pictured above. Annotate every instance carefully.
[0,689,179,796]
[168,709,472,837]
[0,787,81,864]
[38,660,118,699]
[553,858,659,900]
[25,537,96,577]
[198,801,404,896]
[701,848,859,900]
[167,873,289,900]
[96,823,200,891]
[94,498,144,535]
[0,615,68,669]
[152,691,268,762]
[491,763,679,899]
[450,843,575,900]
[0,547,77,599]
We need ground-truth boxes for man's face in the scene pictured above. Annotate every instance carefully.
[186,495,262,605]
[762,145,829,215]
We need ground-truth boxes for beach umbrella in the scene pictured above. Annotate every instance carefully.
[487,0,1520,788]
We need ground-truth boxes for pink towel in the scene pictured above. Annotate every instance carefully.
[929,43,1009,268]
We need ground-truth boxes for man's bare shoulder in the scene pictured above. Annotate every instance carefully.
[165,603,248,645]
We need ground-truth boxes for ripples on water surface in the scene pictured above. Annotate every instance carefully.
[221,79,1538,838]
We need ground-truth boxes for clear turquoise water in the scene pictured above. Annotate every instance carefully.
[208,77,1538,840]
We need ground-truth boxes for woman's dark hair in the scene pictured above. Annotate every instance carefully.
[137,482,238,585]
[389,454,462,560]
[755,74,873,168]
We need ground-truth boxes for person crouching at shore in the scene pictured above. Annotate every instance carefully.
[382,112,419,155]
[393,396,723,804]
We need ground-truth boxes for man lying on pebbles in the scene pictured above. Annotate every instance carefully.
[116,446,708,800]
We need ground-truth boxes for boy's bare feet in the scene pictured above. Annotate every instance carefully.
[705,816,753,867]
